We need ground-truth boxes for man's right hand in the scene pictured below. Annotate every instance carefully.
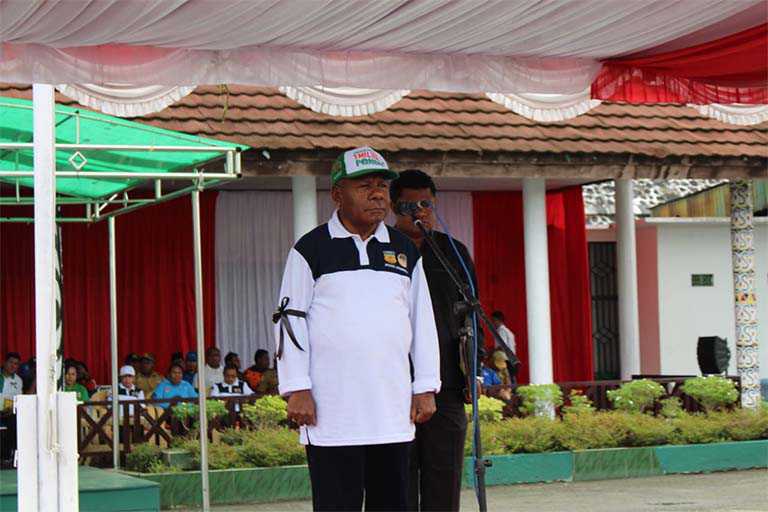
[286,389,317,426]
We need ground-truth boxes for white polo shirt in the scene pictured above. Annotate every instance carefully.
[276,211,441,446]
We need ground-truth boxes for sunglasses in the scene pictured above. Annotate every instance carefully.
[394,199,434,216]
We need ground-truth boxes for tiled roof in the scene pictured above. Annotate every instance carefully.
[1,84,766,159]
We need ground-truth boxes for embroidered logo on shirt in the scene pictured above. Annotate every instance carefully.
[397,253,408,268]
[383,250,397,265]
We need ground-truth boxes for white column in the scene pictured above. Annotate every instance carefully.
[33,83,60,512]
[615,179,641,380]
[292,176,318,241]
[523,178,554,384]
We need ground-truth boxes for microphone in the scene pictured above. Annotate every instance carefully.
[394,199,433,216]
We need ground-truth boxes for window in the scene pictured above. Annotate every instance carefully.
[691,274,714,287]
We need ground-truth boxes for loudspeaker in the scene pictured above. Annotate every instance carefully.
[697,336,730,374]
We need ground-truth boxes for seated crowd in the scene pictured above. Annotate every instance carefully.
[0,346,280,409]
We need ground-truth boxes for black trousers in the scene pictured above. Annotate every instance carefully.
[306,441,410,511]
[0,413,17,464]
[408,396,468,511]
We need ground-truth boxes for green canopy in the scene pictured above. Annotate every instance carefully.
[0,97,246,200]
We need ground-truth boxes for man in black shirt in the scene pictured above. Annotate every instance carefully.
[391,170,480,512]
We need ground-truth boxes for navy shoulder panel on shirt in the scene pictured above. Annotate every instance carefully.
[293,223,330,268]
[292,223,422,280]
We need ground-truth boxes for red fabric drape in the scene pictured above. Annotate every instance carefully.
[473,187,593,384]
[0,223,36,358]
[592,24,768,104]
[0,193,217,383]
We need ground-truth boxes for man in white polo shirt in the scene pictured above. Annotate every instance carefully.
[275,147,441,511]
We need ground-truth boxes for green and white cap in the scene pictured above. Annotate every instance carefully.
[331,147,398,186]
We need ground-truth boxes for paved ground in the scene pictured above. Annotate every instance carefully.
[183,470,768,511]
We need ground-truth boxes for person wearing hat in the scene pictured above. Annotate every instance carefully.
[135,353,164,397]
[491,310,519,386]
[276,147,441,511]
[491,350,512,387]
[115,365,145,418]
[183,351,198,387]
[124,353,141,373]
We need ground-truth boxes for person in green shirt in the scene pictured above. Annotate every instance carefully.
[64,363,89,402]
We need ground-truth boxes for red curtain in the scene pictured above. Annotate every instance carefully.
[473,187,593,384]
[0,192,217,383]
[0,223,36,358]
[592,24,768,104]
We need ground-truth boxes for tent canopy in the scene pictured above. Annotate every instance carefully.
[0,1,765,103]
[0,97,247,201]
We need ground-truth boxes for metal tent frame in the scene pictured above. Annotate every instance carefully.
[1,89,244,511]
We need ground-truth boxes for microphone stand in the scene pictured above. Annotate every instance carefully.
[413,217,512,512]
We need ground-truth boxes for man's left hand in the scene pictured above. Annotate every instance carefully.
[411,392,436,424]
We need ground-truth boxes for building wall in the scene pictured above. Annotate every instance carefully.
[656,222,768,378]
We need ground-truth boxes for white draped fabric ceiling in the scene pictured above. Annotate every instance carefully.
[1,1,766,123]
[0,0,763,91]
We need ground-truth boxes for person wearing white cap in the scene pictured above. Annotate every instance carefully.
[275,147,441,511]
[115,364,144,418]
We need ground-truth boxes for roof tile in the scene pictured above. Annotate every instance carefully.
[1,84,766,159]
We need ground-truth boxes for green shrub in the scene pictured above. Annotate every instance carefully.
[555,412,628,451]
[719,408,768,441]
[517,384,563,417]
[219,428,250,446]
[607,379,664,413]
[562,390,594,417]
[146,459,180,474]
[237,428,306,467]
[464,421,508,456]
[670,413,727,445]
[500,417,561,453]
[171,400,229,425]
[623,413,675,446]
[242,395,288,428]
[681,376,739,412]
[465,395,506,423]
[208,442,246,470]
[126,443,162,473]
[659,397,684,419]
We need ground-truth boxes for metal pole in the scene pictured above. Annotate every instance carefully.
[191,191,211,511]
[0,142,237,152]
[730,179,760,409]
[0,171,236,179]
[109,217,120,468]
[32,83,59,512]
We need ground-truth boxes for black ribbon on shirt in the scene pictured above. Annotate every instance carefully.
[272,296,307,359]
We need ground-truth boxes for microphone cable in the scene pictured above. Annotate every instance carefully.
[434,211,485,505]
